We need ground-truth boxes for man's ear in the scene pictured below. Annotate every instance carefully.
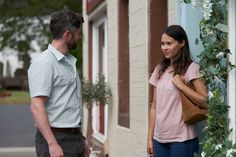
[63,31,71,40]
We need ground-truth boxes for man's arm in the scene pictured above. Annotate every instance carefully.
[31,96,64,157]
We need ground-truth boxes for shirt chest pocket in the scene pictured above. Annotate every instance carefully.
[54,75,76,87]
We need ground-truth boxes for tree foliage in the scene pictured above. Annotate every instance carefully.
[81,74,112,108]
[0,0,83,69]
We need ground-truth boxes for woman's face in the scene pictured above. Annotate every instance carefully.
[161,33,185,63]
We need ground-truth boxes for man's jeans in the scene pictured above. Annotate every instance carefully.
[153,137,199,157]
[35,129,85,157]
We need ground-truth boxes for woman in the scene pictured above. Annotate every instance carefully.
[147,25,208,157]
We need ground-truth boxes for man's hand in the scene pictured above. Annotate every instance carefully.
[49,142,64,157]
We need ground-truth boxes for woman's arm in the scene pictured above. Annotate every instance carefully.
[147,87,156,155]
[172,75,208,109]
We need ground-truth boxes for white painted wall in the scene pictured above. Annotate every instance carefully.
[228,0,236,142]
[82,0,236,156]
[107,1,149,157]
[82,0,150,156]
[82,0,89,136]
[168,0,178,25]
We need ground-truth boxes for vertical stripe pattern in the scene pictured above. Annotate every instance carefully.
[28,44,82,128]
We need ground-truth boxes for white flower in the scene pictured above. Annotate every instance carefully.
[191,0,202,9]
[215,144,222,150]
[226,149,236,157]
[202,2,213,20]
[204,13,211,20]
[220,96,224,103]
[201,151,206,157]
[216,52,224,59]
[208,91,214,99]
[191,0,213,20]
[215,23,228,33]
[191,2,197,8]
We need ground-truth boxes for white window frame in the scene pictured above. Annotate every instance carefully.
[92,16,108,143]
[228,0,236,142]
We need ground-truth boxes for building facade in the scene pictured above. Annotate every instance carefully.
[82,0,236,156]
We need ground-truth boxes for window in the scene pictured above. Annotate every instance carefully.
[148,0,167,109]
[92,16,108,142]
[118,0,130,128]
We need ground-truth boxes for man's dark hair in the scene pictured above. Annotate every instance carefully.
[50,9,84,39]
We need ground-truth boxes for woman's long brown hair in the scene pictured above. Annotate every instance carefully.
[157,25,192,79]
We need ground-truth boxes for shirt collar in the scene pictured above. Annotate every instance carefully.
[48,44,77,65]
[48,44,65,61]
[65,53,77,65]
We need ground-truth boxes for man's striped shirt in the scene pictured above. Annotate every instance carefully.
[28,44,82,128]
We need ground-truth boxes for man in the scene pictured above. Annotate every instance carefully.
[28,9,85,157]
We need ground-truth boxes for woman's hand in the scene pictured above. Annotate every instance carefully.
[172,74,185,90]
[147,139,154,157]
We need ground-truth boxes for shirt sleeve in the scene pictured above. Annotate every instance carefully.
[28,61,53,97]
[185,62,202,82]
[149,65,159,87]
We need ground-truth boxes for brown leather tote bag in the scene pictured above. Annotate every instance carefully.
[180,84,208,124]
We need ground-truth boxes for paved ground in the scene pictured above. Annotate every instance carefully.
[0,104,36,157]
[0,147,36,157]
[0,104,104,157]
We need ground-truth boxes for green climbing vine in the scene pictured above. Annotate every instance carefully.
[181,0,236,156]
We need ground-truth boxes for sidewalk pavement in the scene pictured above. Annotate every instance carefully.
[0,105,36,157]
[0,147,100,157]
[0,147,36,157]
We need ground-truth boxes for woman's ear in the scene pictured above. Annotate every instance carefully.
[180,40,185,48]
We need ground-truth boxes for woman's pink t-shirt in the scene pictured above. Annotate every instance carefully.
[149,62,202,143]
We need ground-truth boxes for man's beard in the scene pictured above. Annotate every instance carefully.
[66,38,77,51]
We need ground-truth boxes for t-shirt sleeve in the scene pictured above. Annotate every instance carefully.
[186,62,202,82]
[27,61,53,97]
[149,65,159,87]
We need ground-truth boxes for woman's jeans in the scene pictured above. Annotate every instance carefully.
[153,137,199,157]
